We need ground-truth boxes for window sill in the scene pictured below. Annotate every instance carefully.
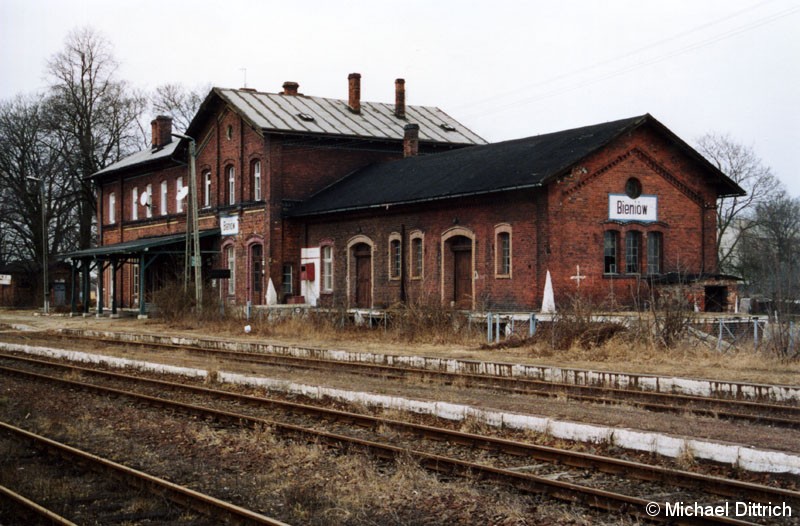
[494,274,512,280]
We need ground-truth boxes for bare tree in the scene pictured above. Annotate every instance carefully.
[695,133,781,274]
[0,95,74,271]
[739,191,800,300]
[46,26,147,249]
[151,83,208,133]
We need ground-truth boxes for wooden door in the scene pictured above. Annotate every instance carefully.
[453,247,472,308]
[354,246,371,308]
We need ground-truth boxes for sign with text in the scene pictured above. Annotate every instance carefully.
[220,215,239,235]
[608,194,658,222]
[0,274,10,286]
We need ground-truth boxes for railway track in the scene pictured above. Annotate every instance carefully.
[1,353,797,525]
[0,421,289,525]
[41,332,800,429]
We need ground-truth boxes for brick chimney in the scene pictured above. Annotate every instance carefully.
[151,115,173,149]
[395,78,406,119]
[282,81,299,96]
[348,73,361,113]
[403,123,419,158]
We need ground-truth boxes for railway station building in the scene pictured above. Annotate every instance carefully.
[66,73,744,316]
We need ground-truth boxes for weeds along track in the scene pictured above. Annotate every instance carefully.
[49,332,800,429]
[1,353,797,525]
[0,421,288,526]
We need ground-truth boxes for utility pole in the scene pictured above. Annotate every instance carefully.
[172,133,203,309]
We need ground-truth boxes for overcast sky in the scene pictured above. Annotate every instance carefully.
[2,0,798,195]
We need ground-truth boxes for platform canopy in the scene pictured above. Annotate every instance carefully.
[62,229,220,262]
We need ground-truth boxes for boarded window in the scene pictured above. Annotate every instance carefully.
[410,236,423,279]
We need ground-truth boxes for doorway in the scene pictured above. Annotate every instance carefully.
[352,243,372,308]
[450,236,473,309]
[250,244,263,305]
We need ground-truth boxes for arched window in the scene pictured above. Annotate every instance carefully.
[225,244,236,296]
[227,165,235,205]
[160,180,168,215]
[494,224,512,278]
[176,176,184,213]
[388,233,401,280]
[131,187,138,221]
[409,232,424,279]
[108,192,116,224]
[145,184,153,218]
[203,171,212,208]
[252,160,262,201]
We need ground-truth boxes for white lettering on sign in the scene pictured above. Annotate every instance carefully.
[0,274,11,286]
[608,194,657,222]
[220,215,239,235]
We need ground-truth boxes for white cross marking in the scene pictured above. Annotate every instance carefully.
[570,265,586,287]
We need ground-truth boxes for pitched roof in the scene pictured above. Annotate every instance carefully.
[190,87,486,146]
[289,114,745,217]
[90,139,182,179]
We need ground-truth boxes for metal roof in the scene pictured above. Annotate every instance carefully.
[63,229,220,260]
[92,140,181,178]
[214,88,486,145]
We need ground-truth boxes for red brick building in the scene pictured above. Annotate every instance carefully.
[68,74,743,315]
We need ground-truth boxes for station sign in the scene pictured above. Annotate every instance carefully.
[608,194,658,222]
[220,215,239,235]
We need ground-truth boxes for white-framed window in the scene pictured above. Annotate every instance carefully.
[226,244,236,296]
[108,192,116,223]
[203,172,211,208]
[176,177,184,213]
[160,180,168,215]
[145,184,153,218]
[227,165,235,205]
[321,245,333,292]
[131,187,138,221]
[253,160,262,201]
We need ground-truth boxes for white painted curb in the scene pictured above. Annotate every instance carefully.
[3,342,798,475]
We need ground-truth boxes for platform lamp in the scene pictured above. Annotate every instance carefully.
[172,133,203,310]
[26,175,49,314]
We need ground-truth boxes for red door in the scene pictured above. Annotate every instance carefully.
[453,245,472,309]
[354,245,371,308]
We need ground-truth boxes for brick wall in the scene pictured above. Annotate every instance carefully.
[300,124,723,311]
